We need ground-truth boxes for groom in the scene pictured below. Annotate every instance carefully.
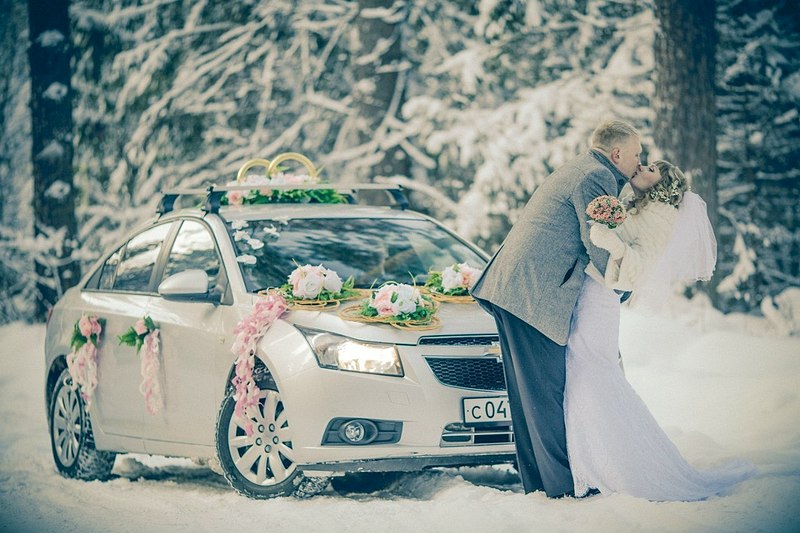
[471,119,642,498]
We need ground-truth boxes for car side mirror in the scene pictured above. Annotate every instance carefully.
[158,269,213,302]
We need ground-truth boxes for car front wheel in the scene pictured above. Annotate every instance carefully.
[48,368,116,480]
[215,384,327,498]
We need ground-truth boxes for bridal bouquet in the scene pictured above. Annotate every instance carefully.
[424,262,482,303]
[339,282,440,330]
[274,264,360,309]
[586,195,627,229]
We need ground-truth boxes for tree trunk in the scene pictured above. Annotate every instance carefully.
[653,0,719,301]
[353,0,409,179]
[27,0,79,319]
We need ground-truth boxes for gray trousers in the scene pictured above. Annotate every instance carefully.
[486,302,574,497]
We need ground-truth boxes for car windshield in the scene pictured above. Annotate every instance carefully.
[227,217,487,292]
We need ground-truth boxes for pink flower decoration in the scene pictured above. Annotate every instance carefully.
[227,190,244,206]
[78,316,93,338]
[134,319,148,336]
[230,293,288,436]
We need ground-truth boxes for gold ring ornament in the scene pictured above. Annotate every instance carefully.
[267,152,319,179]
[227,153,345,205]
[236,158,272,184]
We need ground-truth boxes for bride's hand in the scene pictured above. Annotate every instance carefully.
[590,224,626,260]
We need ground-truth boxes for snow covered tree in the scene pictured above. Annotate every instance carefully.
[27,0,80,319]
[714,0,800,312]
[0,0,35,322]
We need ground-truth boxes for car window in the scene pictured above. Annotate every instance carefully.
[162,220,221,293]
[97,247,123,290]
[227,217,487,292]
[113,224,172,293]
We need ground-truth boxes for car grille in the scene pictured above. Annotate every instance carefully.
[417,335,499,346]
[425,357,507,391]
[440,422,514,447]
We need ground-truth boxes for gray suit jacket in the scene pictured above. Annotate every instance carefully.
[472,150,629,345]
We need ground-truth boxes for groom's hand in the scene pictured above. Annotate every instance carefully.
[589,224,626,260]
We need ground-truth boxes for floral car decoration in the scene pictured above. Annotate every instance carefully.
[222,153,347,205]
[118,316,164,415]
[230,292,288,436]
[586,195,627,229]
[424,262,483,303]
[274,263,361,309]
[339,282,440,330]
[66,315,105,409]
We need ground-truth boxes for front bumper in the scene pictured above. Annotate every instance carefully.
[299,452,515,474]
[263,325,515,468]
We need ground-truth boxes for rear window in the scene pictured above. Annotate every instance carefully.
[227,218,486,292]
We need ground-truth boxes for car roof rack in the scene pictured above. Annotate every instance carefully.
[156,183,409,216]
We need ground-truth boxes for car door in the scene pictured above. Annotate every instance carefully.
[141,218,229,447]
[86,222,174,439]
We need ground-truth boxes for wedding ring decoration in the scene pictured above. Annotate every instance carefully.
[235,153,319,183]
[231,153,344,205]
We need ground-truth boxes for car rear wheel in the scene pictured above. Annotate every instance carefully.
[215,383,328,498]
[48,369,116,480]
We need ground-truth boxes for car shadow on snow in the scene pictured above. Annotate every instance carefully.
[325,465,524,500]
[111,455,231,492]
[109,456,522,499]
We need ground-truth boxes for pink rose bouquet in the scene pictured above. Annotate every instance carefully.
[425,262,483,296]
[359,282,436,322]
[66,315,105,408]
[118,315,158,352]
[280,264,357,302]
[118,315,163,415]
[586,195,627,229]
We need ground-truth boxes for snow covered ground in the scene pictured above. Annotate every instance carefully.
[1,296,798,533]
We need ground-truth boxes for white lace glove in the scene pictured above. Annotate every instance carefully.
[590,224,626,260]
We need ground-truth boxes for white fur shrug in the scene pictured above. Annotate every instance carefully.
[587,201,679,291]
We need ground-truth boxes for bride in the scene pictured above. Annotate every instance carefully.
[564,160,756,500]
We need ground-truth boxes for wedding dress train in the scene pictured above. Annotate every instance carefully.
[564,277,755,500]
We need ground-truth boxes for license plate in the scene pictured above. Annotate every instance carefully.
[462,396,511,424]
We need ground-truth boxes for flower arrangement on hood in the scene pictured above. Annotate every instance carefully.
[339,282,439,330]
[119,316,164,415]
[586,195,627,229]
[425,262,483,297]
[279,264,359,306]
[66,315,105,409]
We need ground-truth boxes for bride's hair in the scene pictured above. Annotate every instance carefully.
[632,160,689,210]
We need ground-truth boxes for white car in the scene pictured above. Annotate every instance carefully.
[44,184,515,498]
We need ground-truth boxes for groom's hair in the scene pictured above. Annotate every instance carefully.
[590,120,640,152]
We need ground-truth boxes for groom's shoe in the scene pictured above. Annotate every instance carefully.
[576,488,601,499]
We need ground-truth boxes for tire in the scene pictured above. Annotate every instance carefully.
[48,369,116,480]
[215,380,328,499]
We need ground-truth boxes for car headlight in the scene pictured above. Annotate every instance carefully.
[296,326,404,377]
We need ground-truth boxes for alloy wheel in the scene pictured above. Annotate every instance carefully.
[52,382,83,467]
[226,389,296,486]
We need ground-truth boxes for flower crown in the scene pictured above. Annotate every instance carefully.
[647,172,688,207]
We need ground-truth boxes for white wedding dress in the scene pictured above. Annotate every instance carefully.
[564,195,755,500]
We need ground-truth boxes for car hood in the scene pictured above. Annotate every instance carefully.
[274,299,498,345]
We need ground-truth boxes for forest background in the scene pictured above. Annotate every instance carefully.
[0,0,798,323]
